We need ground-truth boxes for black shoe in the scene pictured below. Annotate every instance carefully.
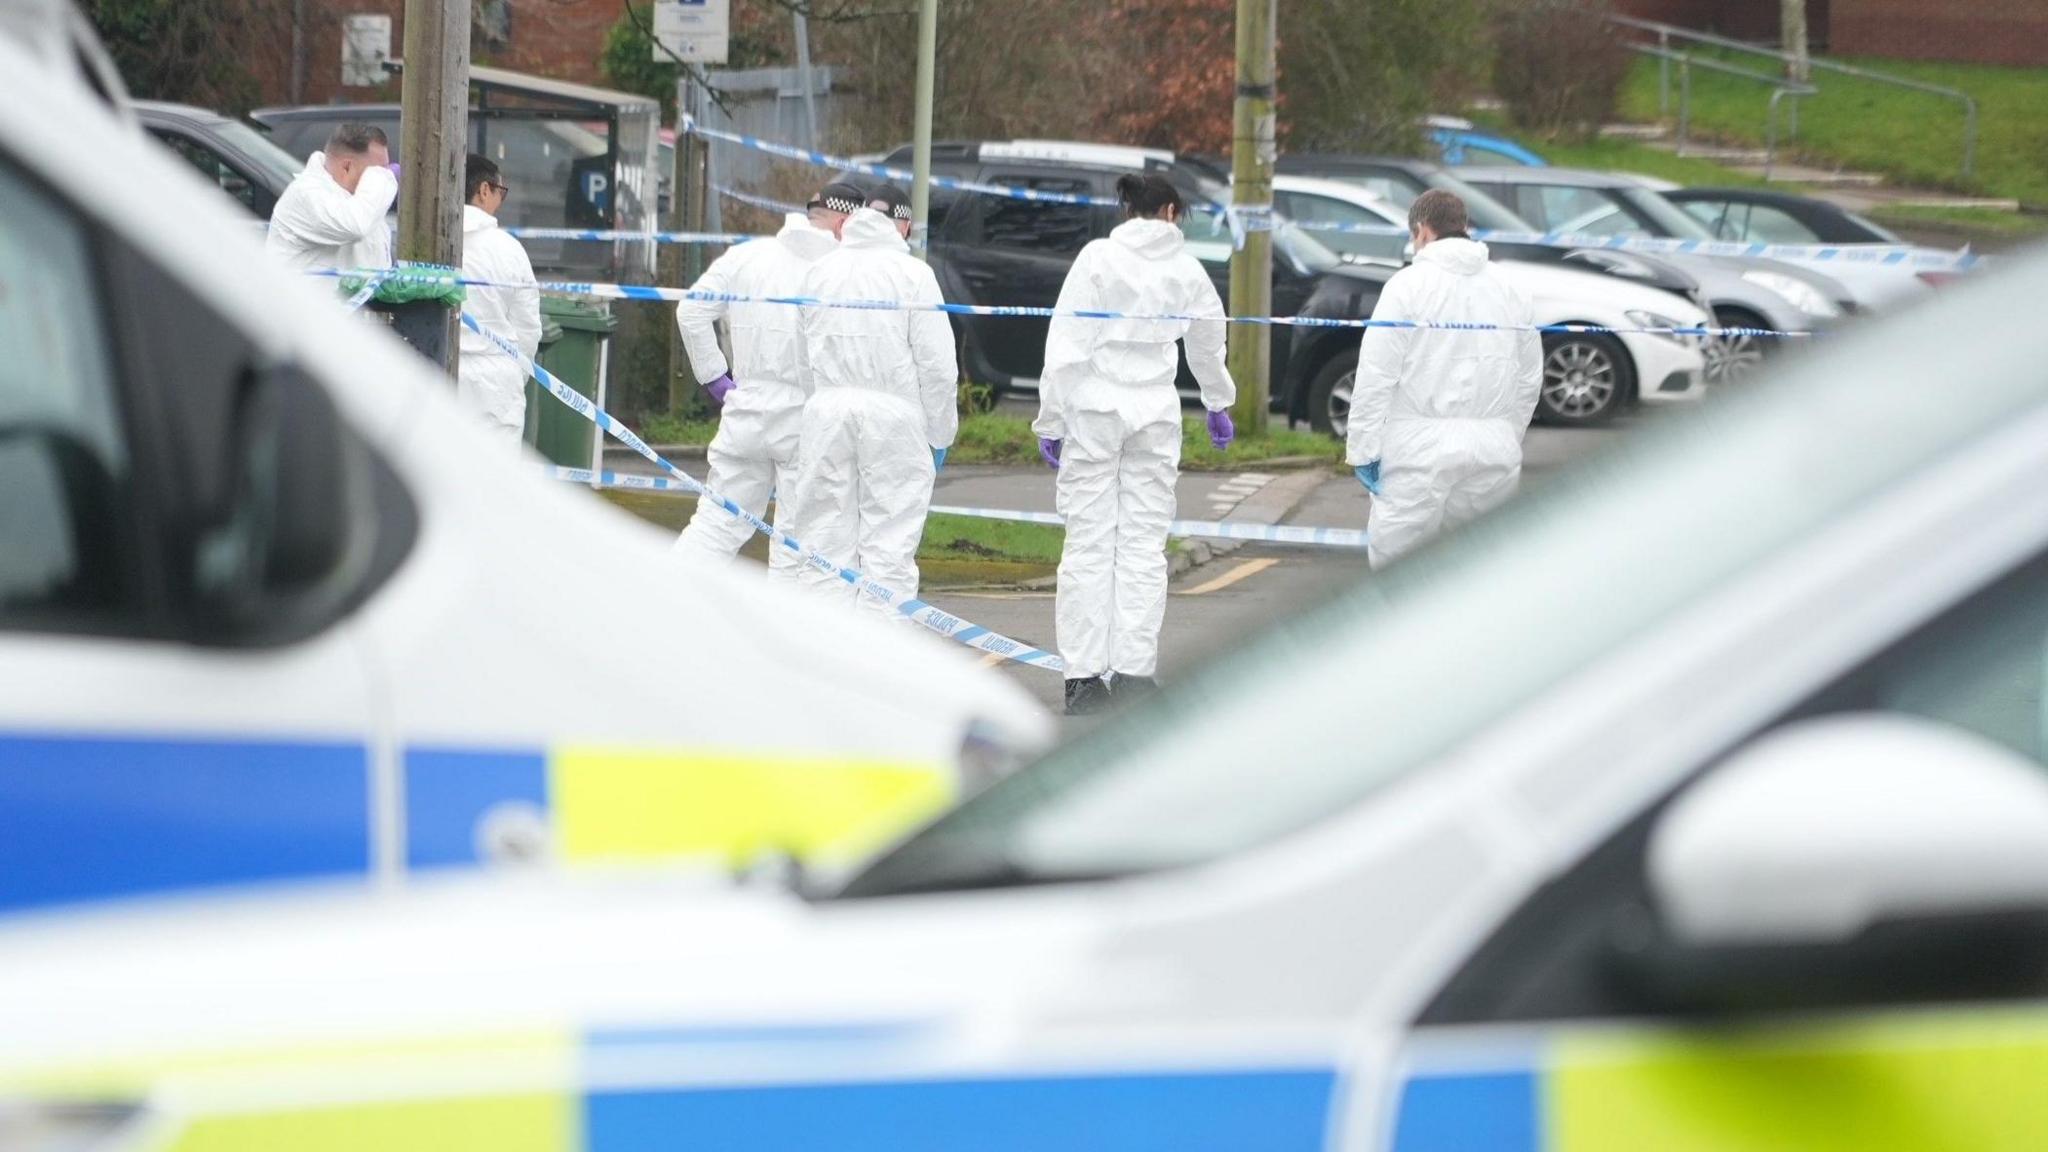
[1112,673,1160,701]
[1064,676,1112,716]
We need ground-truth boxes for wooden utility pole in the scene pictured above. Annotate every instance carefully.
[669,73,711,414]
[395,0,470,376]
[1227,0,1276,435]
[908,0,938,260]
[1781,0,1810,82]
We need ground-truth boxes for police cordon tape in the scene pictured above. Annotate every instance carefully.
[683,117,1977,272]
[459,310,1066,673]
[342,271,390,312]
[719,185,807,216]
[324,267,1805,339]
[547,466,1373,550]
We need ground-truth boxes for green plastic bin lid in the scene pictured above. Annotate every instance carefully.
[539,293,618,333]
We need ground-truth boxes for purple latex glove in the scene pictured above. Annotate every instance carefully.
[387,162,401,182]
[1038,437,1062,469]
[704,373,736,405]
[1206,408,1235,451]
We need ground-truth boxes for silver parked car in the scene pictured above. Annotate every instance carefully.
[1456,166,1856,384]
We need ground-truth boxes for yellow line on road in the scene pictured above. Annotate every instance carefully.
[1177,557,1280,596]
[979,651,1008,667]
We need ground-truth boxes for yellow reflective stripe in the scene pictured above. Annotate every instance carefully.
[0,1031,569,1105]
[1552,1010,2048,1152]
[549,748,954,868]
[163,1092,571,1152]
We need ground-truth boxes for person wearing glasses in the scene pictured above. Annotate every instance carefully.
[457,153,542,444]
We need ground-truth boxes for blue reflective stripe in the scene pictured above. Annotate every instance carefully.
[585,1069,1335,1152]
[403,747,550,869]
[0,733,370,912]
[1391,1070,1539,1152]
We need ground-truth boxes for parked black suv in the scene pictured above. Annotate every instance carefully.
[880,141,1392,422]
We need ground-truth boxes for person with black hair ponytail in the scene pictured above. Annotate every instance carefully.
[1033,170,1237,716]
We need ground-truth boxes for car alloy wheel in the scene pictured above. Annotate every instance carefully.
[1327,371,1352,438]
[1541,338,1621,423]
[1704,310,1770,385]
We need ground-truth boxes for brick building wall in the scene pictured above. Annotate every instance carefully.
[1615,0,1786,40]
[250,0,619,108]
[1829,0,2048,65]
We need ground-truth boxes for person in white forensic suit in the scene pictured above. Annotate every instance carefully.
[265,122,397,273]
[671,183,843,572]
[787,181,958,617]
[455,154,542,445]
[1347,189,1542,569]
[1034,172,1235,716]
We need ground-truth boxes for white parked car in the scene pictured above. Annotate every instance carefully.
[1275,175,1710,427]
[5,233,2048,1152]
[0,22,1051,918]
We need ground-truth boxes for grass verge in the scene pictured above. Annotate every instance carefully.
[636,413,720,445]
[595,490,1083,587]
[1865,204,2048,239]
[951,412,1342,470]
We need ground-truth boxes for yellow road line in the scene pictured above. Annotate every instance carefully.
[979,651,1008,667]
[1177,557,1279,596]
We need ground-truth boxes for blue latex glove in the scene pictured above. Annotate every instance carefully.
[1206,408,1235,451]
[1355,460,1382,496]
[703,373,736,405]
[932,446,947,472]
[1039,438,1062,469]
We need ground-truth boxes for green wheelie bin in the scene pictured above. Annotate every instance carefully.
[524,297,618,468]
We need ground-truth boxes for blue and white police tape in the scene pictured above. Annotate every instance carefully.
[1282,216,1979,271]
[420,269,1800,339]
[719,185,808,216]
[547,467,1372,549]
[342,271,390,312]
[461,312,1065,672]
[681,116,1123,209]
[504,227,765,245]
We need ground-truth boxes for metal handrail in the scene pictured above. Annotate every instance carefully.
[1611,13,1978,178]
[1629,44,1816,176]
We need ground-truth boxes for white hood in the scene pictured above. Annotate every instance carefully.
[839,206,908,252]
[461,203,499,236]
[775,211,836,261]
[1109,217,1188,261]
[1414,236,1490,276]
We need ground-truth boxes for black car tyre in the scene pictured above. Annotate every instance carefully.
[1305,349,1357,438]
[1537,332,1632,426]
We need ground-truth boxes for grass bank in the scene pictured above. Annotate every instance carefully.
[1614,51,2048,205]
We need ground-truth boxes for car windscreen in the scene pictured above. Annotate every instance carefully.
[1620,186,1716,239]
[1419,170,1534,232]
[839,252,2048,899]
[210,119,303,188]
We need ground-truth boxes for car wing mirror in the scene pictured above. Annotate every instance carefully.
[1610,715,2048,1014]
[192,360,368,637]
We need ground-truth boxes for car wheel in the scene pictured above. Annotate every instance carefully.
[1537,332,1632,426]
[1306,349,1357,438]
[1703,307,1770,386]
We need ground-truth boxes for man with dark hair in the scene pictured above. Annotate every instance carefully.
[1347,188,1541,568]
[456,153,541,444]
[265,123,396,272]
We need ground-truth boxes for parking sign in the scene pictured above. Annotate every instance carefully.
[652,0,730,64]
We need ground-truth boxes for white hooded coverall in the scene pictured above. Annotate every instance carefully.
[788,208,958,614]
[456,204,543,442]
[265,153,396,272]
[1347,237,1542,569]
[1034,218,1235,681]
[674,213,837,573]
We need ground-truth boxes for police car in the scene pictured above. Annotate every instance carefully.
[0,11,1051,918]
[6,117,2048,1151]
